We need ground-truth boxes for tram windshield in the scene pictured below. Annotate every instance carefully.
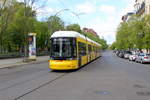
[50,38,76,58]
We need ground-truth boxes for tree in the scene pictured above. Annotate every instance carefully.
[47,15,65,36]
[98,38,108,50]
[0,0,15,52]
[110,42,117,50]
[115,15,150,50]
[128,15,145,49]
[116,22,132,49]
[34,21,49,50]
[142,15,150,50]
[7,2,36,53]
[66,24,81,33]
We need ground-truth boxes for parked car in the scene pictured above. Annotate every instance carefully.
[124,51,132,59]
[113,50,117,53]
[129,52,139,61]
[135,53,150,64]
[118,51,125,58]
[116,50,120,56]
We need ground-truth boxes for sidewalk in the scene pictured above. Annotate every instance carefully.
[0,56,49,69]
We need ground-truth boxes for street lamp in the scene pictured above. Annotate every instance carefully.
[49,8,85,34]
[54,9,69,16]
[53,8,85,21]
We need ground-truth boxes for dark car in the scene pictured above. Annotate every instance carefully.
[118,51,125,58]
[116,50,120,56]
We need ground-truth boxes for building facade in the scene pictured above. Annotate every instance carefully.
[134,0,150,16]
[134,0,150,53]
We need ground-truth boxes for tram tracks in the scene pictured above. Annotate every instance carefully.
[14,72,70,100]
[0,70,48,92]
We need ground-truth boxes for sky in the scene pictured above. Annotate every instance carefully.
[34,0,135,44]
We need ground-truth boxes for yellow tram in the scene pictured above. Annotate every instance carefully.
[49,31,101,70]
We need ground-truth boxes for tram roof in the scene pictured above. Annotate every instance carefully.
[51,31,100,46]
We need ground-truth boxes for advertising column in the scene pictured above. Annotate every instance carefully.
[28,33,36,60]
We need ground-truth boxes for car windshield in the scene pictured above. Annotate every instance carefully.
[125,51,132,54]
[132,52,139,55]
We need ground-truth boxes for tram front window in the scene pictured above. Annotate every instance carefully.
[50,38,76,58]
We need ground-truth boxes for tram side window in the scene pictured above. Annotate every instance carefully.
[78,42,86,56]
[93,46,95,53]
[88,45,92,53]
[72,38,77,57]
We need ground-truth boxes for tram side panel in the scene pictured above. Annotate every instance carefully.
[77,42,88,67]
[76,38,89,67]
[76,37,101,68]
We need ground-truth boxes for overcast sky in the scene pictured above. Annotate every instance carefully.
[34,0,135,44]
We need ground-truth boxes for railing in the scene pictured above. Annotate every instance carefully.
[0,51,49,59]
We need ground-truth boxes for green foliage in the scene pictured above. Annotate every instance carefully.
[65,23,108,49]
[81,31,108,50]
[142,15,150,49]
[116,22,132,49]
[34,21,49,50]
[47,16,65,35]
[66,24,81,33]
[6,1,36,52]
[0,0,15,52]
[0,0,108,55]
[0,1,51,53]
[110,42,117,50]
[114,15,150,50]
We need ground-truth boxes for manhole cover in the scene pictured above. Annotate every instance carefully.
[136,91,150,96]
[94,91,111,95]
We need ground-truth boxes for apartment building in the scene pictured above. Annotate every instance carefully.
[134,0,150,16]
[82,28,99,37]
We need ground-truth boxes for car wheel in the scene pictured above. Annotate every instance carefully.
[135,59,138,63]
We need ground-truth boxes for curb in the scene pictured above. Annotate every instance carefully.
[0,60,48,69]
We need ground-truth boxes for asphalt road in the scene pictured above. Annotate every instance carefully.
[0,51,150,100]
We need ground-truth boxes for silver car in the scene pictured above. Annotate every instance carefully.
[135,53,150,64]
[124,51,132,59]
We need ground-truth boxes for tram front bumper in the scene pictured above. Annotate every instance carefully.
[49,60,78,70]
